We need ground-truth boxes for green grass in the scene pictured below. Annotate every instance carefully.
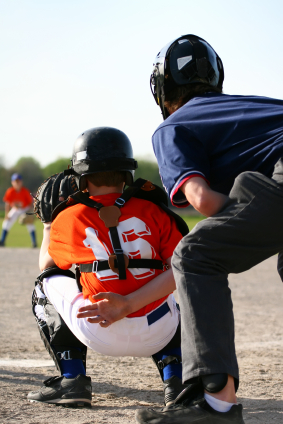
[181,214,205,231]
[0,217,44,247]
[0,213,204,248]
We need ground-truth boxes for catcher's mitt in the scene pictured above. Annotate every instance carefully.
[33,172,79,223]
[18,211,35,225]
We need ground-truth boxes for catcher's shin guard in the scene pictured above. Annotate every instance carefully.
[152,322,182,379]
[32,267,87,373]
[151,323,185,405]
[36,265,76,283]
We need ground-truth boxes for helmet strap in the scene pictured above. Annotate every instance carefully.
[79,175,87,191]
[160,86,169,120]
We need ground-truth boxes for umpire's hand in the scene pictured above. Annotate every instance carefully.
[77,292,132,327]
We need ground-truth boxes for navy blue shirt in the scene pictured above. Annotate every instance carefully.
[152,93,283,207]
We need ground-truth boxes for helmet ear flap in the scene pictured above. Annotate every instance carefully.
[216,57,224,88]
[125,171,134,187]
[79,175,87,191]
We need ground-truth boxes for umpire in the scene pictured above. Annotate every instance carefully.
[136,34,283,424]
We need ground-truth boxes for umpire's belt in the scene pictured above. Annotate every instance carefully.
[80,258,164,273]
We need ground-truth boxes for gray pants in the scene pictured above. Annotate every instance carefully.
[172,160,283,384]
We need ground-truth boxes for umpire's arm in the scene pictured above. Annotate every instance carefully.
[181,177,228,217]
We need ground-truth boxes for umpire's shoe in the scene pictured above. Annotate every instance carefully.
[27,374,92,407]
[136,382,245,423]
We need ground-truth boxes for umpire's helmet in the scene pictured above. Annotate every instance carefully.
[71,127,138,187]
[150,34,224,119]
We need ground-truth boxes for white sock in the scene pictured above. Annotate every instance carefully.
[204,393,236,413]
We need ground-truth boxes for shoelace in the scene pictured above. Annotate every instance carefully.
[158,398,203,412]
[43,376,61,386]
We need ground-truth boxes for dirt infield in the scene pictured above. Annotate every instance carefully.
[1,248,283,423]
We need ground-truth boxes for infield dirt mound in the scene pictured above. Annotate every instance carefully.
[0,248,283,423]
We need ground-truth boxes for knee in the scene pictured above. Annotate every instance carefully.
[230,170,278,203]
[172,231,226,277]
[2,220,9,230]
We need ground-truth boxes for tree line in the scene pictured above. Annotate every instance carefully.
[0,156,163,207]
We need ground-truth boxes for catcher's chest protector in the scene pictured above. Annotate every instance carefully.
[52,178,189,280]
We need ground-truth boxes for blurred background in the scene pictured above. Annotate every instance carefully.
[1,0,282,245]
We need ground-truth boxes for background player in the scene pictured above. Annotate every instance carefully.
[136,34,283,424]
[0,173,37,247]
[28,127,187,407]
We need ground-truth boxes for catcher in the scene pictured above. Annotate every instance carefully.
[0,173,37,247]
[28,126,189,407]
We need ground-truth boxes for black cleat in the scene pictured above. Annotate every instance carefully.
[136,384,245,423]
[27,374,92,407]
[164,376,187,406]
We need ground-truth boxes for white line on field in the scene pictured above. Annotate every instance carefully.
[0,359,54,368]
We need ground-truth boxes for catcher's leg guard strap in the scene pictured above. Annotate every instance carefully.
[152,355,182,381]
[152,354,182,381]
[157,355,182,371]
[151,323,182,381]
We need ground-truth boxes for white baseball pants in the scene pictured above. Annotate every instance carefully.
[2,206,35,233]
[43,274,180,358]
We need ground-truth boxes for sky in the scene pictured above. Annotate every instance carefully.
[1,0,283,167]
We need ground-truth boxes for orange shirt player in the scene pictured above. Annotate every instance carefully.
[28,127,186,407]
[0,173,37,247]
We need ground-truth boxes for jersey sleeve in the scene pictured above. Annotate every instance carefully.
[3,188,12,203]
[157,209,183,261]
[152,124,210,207]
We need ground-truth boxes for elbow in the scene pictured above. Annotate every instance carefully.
[183,177,225,217]
[39,260,47,272]
[39,264,46,272]
[192,196,215,217]
[39,253,56,272]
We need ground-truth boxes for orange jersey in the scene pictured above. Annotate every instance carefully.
[3,186,32,208]
[49,192,183,318]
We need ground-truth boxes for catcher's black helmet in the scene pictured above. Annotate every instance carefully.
[150,34,224,119]
[71,127,138,187]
